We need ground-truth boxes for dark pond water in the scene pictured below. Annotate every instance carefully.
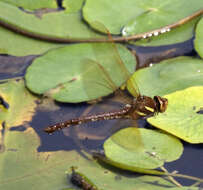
[0,38,203,187]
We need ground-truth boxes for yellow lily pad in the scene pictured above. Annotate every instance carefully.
[0,80,37,128]
[148,86,203,143]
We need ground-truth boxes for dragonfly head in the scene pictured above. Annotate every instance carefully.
[129,95,168,120]
[130,96,159,119]
[153,96,168,113]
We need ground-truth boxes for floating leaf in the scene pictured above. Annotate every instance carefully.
[0,80,37,128]
[104,128,183,172]
[127,56,203,97]
[66,169,193,190]
[83,0,203,35]
[194,17,203,58]
[128,176,200,190]
[63,0,85,13]
[123,5,203,36]
[148,86,203,143]
[132,17,201,47]
[0,1,101,39]
[25,43,136,103]
[0,26,62,56]
[169,188,200,190]
[0,1,103,56]
[0,0,57,10]
[0,126,179,190]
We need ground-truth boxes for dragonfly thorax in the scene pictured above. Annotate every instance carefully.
[128,95,168,120]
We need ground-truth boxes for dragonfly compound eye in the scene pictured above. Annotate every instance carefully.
[154,96,168,113]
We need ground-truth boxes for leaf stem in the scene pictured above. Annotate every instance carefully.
[191,181,201,187]
[0,76,23,83]
[163,172,203,184]
[160,166,182,187]
[0,9,202,43]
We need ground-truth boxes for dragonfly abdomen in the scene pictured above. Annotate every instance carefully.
[44,104,132,134]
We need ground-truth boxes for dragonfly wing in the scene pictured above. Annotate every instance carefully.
[126,76,141,98]
[80,41,136,101]
[93,21,132,78]
[91,21,140,98]
[81,58,118,101]
[86,22,143,147]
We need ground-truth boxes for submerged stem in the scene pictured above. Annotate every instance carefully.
[160,166,182,187]
[162,172,203,184]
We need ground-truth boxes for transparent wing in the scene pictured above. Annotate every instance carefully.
[89,22,145,148]
[80,22,144,148]
[81,21,140,101]
[91,21,140,98]
[81,58,117,100]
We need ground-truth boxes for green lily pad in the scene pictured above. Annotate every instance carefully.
[0,80,37,128]
[0,0,85,14]
[132,17,201,47]
[122,4,203,36]
[25,43,136,103]
[0,2,102,44]
[63,0,85,13]
[128,176,200,190]
[0,1,102,56]
[127,56,203,97]
[169,188,200,190]
[0,26,62,56]
[104,128,183,171]
[83,0,203,35]
[0,125,178,190]
[0,0,100,56]
[0,0,84,13]
[194,17,203,58]
[148,86,203,143]
[66,169,194,190]
[0,0,57,10]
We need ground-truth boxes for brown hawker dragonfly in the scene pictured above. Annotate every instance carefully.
[44,24,168,134]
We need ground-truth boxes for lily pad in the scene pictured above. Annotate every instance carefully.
[122,4,203,36]
[148,86,203,143]
[83,0,203,35]
[126,176,200,190]
[194,17,203,58]
[0,80,37,128]
[66,169,194,190]
[0,26,62,56]
[0,1,102,44]
[0,126,178,190]
[132,17,201,47]
[0,0,100,56]
[127,56,203,97]
[63,0,85,13]
[25,43,136,103]
[0,1,102,56]
[104,128,183,172]
[0,0,57,10]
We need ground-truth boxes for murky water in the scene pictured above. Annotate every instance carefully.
[0,38,202,187]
